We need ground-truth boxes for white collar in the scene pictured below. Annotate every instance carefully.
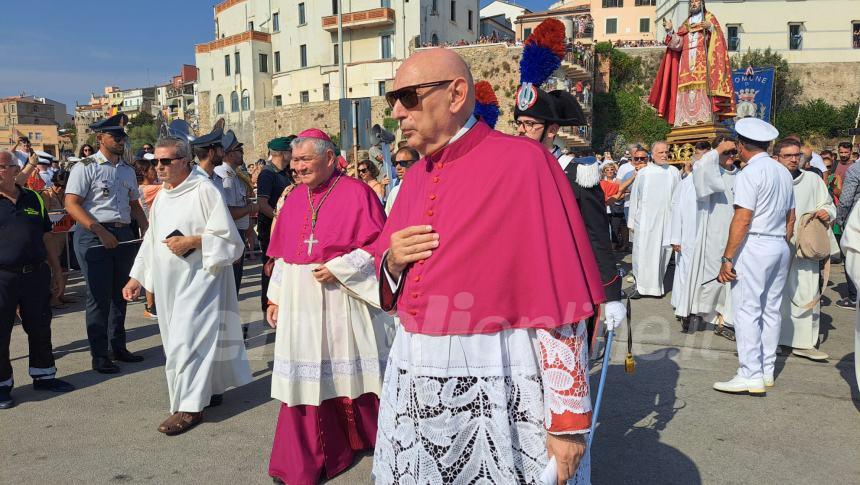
[747,152,772,165]
[448,115,477,146]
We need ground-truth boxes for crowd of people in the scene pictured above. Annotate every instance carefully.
[2,43,860,485]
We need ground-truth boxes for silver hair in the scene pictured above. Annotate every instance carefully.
[291,136,336,159]
[155,136,191,159]
[651,140,669,152]
[0,150,13,162]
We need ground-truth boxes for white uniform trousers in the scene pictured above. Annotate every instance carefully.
[731,235,790,380]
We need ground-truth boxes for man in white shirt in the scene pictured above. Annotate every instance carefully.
[716,118,795,395]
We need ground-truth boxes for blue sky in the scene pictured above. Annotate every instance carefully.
[2,1,554,115]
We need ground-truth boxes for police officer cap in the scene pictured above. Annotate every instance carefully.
[190,126,224,149]
[735,117,779,142]
[268,136,296,152]
[89,113,128,136]
[221,129,244,152]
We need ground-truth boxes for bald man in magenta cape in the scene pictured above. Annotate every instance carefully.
[372,48,605,485]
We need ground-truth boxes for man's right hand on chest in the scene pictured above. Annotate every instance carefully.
[386,225,439,281]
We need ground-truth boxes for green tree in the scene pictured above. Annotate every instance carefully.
[731,48,802,116]
[128,124,157,152]
[127,111,155,129]
[775,99,858,139]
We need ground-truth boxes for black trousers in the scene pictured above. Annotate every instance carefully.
[232,246,245,297]
[0,263,55,386]
[73,225,136,361]
[259,235,271,314]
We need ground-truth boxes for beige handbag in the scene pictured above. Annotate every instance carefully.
[795,212,832,309]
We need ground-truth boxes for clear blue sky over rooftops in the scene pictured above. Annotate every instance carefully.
[1,0,555,114]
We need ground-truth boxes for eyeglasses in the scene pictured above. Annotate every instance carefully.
[512,119,545,130]
[154,157,185,166]
[385,80,453,109]
[0,164,18,170]
[724,150,738,157]
[395,159,417,167]
[358,168,369,174]
[109,133,127,142]
[632,157,648,161]
[779,153,802,159]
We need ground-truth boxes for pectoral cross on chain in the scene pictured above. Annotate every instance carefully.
[304,233,319,255]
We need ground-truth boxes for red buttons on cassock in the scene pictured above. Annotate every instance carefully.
[418,260,425,265]
[414,275,422,282]
[426,210,434,216]
[409,309,418,316]
[433,176,440,183]
[411,292,419,299]
[429,194,437,200]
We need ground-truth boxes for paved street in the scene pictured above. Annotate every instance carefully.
[1,260,858,484]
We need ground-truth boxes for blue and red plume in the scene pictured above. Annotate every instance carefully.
[519,18,567,86]
[473,80,500,129]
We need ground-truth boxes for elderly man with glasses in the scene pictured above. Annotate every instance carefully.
[373,47,605,485]
[123,136,251,435]
[65,114,149,374]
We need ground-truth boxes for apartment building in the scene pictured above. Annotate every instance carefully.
[195,0,480,121]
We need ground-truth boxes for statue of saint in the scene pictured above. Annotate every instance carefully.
[648,0,735,127]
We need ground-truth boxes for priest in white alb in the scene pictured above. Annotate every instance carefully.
[264,129,393,484]
[122,137,252,436]
[627,141,680,298]
[669,172,698,331]
[686,137,740,340]
[774,138,836,362]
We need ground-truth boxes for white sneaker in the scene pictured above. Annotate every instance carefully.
[713,375,766,395]
[764,375,774,387]
[792,348,829,361]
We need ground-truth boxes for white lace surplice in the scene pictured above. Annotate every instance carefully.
[267,248,395,406]
[372,322,592,485]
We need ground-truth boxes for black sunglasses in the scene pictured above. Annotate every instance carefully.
[632,156,648,161]
[385,80,453,109]
[395,159,417,167]
[724,150,738,157]
[358,168,369,174]
[154,156,185,166]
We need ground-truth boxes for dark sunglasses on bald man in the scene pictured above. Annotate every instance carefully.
[385,80,453,109]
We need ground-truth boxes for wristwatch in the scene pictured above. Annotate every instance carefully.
[720,256,733,264]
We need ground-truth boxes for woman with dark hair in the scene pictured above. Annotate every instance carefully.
[133,159,161,319]
[357,159,384,200]
[78,144,95,158]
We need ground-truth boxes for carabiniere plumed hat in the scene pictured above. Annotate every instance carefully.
[513,19,586,127]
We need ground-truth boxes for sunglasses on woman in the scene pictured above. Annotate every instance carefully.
[358,168,369,174]
[385,80,453,109]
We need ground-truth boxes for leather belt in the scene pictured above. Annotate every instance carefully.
[103,222,129,228]
[0,263,42,274]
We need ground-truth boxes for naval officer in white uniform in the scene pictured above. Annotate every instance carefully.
[715,118,795,395]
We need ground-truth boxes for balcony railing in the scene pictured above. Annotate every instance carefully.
[322,8,395,32]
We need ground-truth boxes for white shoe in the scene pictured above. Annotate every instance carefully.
[764,375,774,387]
[713,375,766,395]
[791,348,829,361]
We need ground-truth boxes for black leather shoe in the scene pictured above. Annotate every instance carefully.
[33,378,76,393]
[0,386,14,409]
[110,350,144,363]
[92,358,121,374]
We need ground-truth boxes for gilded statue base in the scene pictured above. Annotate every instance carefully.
[666,122,732,164]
